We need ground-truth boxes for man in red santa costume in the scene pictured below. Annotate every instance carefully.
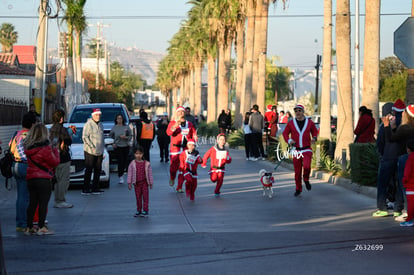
[179,139,202,201]
[282,104,318,197]
[167,106,197,192]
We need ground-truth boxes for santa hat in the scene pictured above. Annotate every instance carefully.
[266,104,273,111]
[217,133,226,140]
[91,108,101,115]
[406,105,414,118]
[187,138,196,145]
[392,99,406,112]
[176,106,185,112]
[294,104,305,112]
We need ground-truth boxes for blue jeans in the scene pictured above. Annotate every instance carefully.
[12,162,29,228]
[376,159,398,211]
[397,154,409,210]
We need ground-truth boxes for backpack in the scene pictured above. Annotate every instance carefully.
[0,149,14,190]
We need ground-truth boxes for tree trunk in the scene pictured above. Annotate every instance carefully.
[319,0,332,140]
[256,0,269,113]
[334,0,354,160]
[189,68,195,110]
[243,0,256,114]
[235,19,246,129]
[207,55,217,123]
[362,0,380,134]
[194,62,202,117]
[75,32,83,105]
[217,42,230,113]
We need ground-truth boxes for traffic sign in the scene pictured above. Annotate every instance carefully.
[394,17,414,68]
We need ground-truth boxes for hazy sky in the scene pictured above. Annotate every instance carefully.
[0,0,412,70]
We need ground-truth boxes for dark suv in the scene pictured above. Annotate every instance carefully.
[68,103,134,162]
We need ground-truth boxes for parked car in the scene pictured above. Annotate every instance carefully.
[68,103,135,163]
[67,124,111,188]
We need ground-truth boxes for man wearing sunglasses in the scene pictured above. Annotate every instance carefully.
[282,104,318,197]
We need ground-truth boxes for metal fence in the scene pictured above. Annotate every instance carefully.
[0,98,28,126]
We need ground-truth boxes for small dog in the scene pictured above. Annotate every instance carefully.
[259,169,274,198]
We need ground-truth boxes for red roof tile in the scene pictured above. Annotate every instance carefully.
[13,45,36,65]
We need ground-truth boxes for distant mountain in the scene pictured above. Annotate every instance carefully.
[108,46,164,85]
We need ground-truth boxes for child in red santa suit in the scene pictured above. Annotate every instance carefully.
[167,106,197,193]
[202,133,232,197]
[282,104,318,197]
[179,139,202,201]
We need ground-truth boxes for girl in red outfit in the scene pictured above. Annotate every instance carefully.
[24,124,60,235]
[282,104,318,197]
[167,106,197,192]
[401,139,414,227]
[179,139,202,201]
[127,145,154,217]
[202,133,232,196]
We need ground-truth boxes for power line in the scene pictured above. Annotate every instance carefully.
[0,12,412,20]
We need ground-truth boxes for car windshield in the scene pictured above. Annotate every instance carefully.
[72,128,84,144]
[70,107,127,124]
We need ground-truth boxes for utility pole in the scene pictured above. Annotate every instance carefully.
[34,0,48,123]
[354,0,360,127]
[315,54,322,113]
[88,22,109,92]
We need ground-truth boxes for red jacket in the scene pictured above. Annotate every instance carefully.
[403,152,414,190]
[354,114,375,143]
[179,150,202,176]
[202,146,232,173]
[282,118,318,152]
[25,141,60,180]
[167,120,196,156]
[264,111,276,129]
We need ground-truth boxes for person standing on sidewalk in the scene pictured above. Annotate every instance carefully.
[49,109,73,208]
[400,139,414,227]
[9,112,37,232]
[136,111,155,162]
[110,114,132,184]
[157,112,170,163]
[202,133,232,197]
[282,104,318,197]
[82,108,105,195]
[24,123,60,235]
[167,106,197,192]
[373,100,405,218]
[249,104,266,160]
[179,139,202,201]
[127,145,153,217]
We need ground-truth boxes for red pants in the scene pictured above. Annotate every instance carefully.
[184,173,197,200]
[134,182,149,212]
[406,188,414,222]
[210,171,225,194]
[292,151,313,192]
[169,154,184,190]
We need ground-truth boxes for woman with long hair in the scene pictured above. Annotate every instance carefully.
[24,124,60,235]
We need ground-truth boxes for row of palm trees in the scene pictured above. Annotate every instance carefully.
[156,0,284,128]
[157,0,409,160]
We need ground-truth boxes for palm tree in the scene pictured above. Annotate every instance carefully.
[335,0,354,159]
[0,23,18,53]
[362,0,380,133]
[319,0,332,140]
[72,0,87,105]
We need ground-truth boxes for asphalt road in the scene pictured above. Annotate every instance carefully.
[0,143,413,275]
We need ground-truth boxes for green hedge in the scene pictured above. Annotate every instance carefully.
[349,143,380,186]
[197,121,220,138]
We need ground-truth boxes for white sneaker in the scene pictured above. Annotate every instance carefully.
[249,157,258,161]
[119,176,124,184]
[395,212,408,222]
[54,202,73,208]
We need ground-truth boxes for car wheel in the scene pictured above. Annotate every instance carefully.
[100,180,110,189]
